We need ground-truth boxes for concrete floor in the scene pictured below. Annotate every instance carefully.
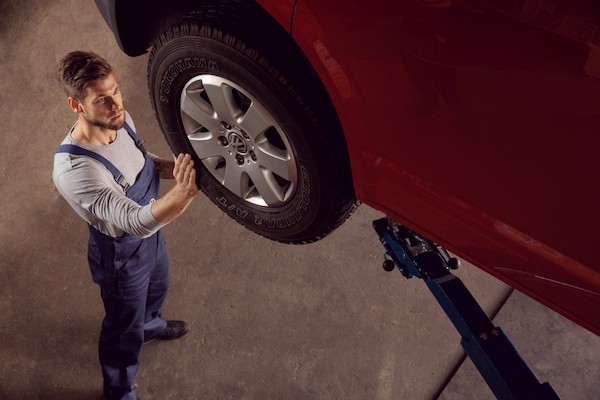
[1,1,599,399]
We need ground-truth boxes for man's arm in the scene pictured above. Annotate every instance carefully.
[54,159,163,238]
[151,153,198,224]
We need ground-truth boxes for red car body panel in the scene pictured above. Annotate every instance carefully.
[258,0,600,335]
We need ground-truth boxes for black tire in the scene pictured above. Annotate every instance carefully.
[147,9,356,243]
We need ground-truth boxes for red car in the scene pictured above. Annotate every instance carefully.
[95,0,600,336]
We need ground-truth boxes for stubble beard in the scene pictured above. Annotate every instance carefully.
[83,109,126,131]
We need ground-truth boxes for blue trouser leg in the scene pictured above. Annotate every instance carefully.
[89,230,169,400]
[99,286,144,400]
[143,231,169,339]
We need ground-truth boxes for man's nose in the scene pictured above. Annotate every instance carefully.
[109,98,120,110]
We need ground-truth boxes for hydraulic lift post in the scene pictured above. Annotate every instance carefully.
[373,218,560,400]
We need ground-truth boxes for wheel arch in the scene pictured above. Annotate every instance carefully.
[108,0,290,56]
[105,0,208,56]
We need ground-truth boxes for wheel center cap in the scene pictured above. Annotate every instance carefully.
[228,132,248,155]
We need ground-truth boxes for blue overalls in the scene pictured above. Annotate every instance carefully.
[56,124,169,400]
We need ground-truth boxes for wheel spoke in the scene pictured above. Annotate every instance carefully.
[188,133,228,159]
[203,80,237,122]
[239,102,272,138]
[222,163,248,198]
[247,166,286,206]
[180,92,221,132]
[255,145,293,181]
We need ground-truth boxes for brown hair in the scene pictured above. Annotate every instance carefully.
[57,51,113,100]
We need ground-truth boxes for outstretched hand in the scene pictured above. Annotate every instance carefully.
[150,153,198,225]
[172,153,198,197]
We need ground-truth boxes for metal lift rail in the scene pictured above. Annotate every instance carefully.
[373,218,560,400]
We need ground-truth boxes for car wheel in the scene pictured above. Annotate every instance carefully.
[147,15,356,243]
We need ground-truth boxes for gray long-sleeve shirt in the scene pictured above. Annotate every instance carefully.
[53,112,164,238]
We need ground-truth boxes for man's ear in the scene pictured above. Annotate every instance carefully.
[67,97,82,113]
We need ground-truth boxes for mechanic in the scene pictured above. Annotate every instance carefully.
[53,51,198,400]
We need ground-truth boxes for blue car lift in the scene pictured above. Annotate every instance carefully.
[373,218,561,400]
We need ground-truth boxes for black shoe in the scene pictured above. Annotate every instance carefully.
[144,320,189,343]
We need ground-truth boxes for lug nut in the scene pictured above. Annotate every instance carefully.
[221,121,231,130]
[236,155,245,165]
[249,150,257,161]
[241,129,250,139]
[218,136,229,146]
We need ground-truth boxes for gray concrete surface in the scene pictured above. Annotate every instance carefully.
[0,1,598,399]
[439,291,600,400]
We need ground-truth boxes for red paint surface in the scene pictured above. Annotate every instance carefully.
[259,0,600,335]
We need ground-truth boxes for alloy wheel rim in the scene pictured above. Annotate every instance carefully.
[180,75,298,207]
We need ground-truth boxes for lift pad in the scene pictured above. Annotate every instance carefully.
[373,218,560,400]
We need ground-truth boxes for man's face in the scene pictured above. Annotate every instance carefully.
[77,73,125,131]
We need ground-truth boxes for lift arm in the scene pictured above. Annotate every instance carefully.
[373,218,560,400]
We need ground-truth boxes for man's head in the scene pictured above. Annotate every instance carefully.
[58,51,112,100]
[58,51,125,131]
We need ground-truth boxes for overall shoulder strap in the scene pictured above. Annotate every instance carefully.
[123,122,147,156]
[55,144,129,191]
